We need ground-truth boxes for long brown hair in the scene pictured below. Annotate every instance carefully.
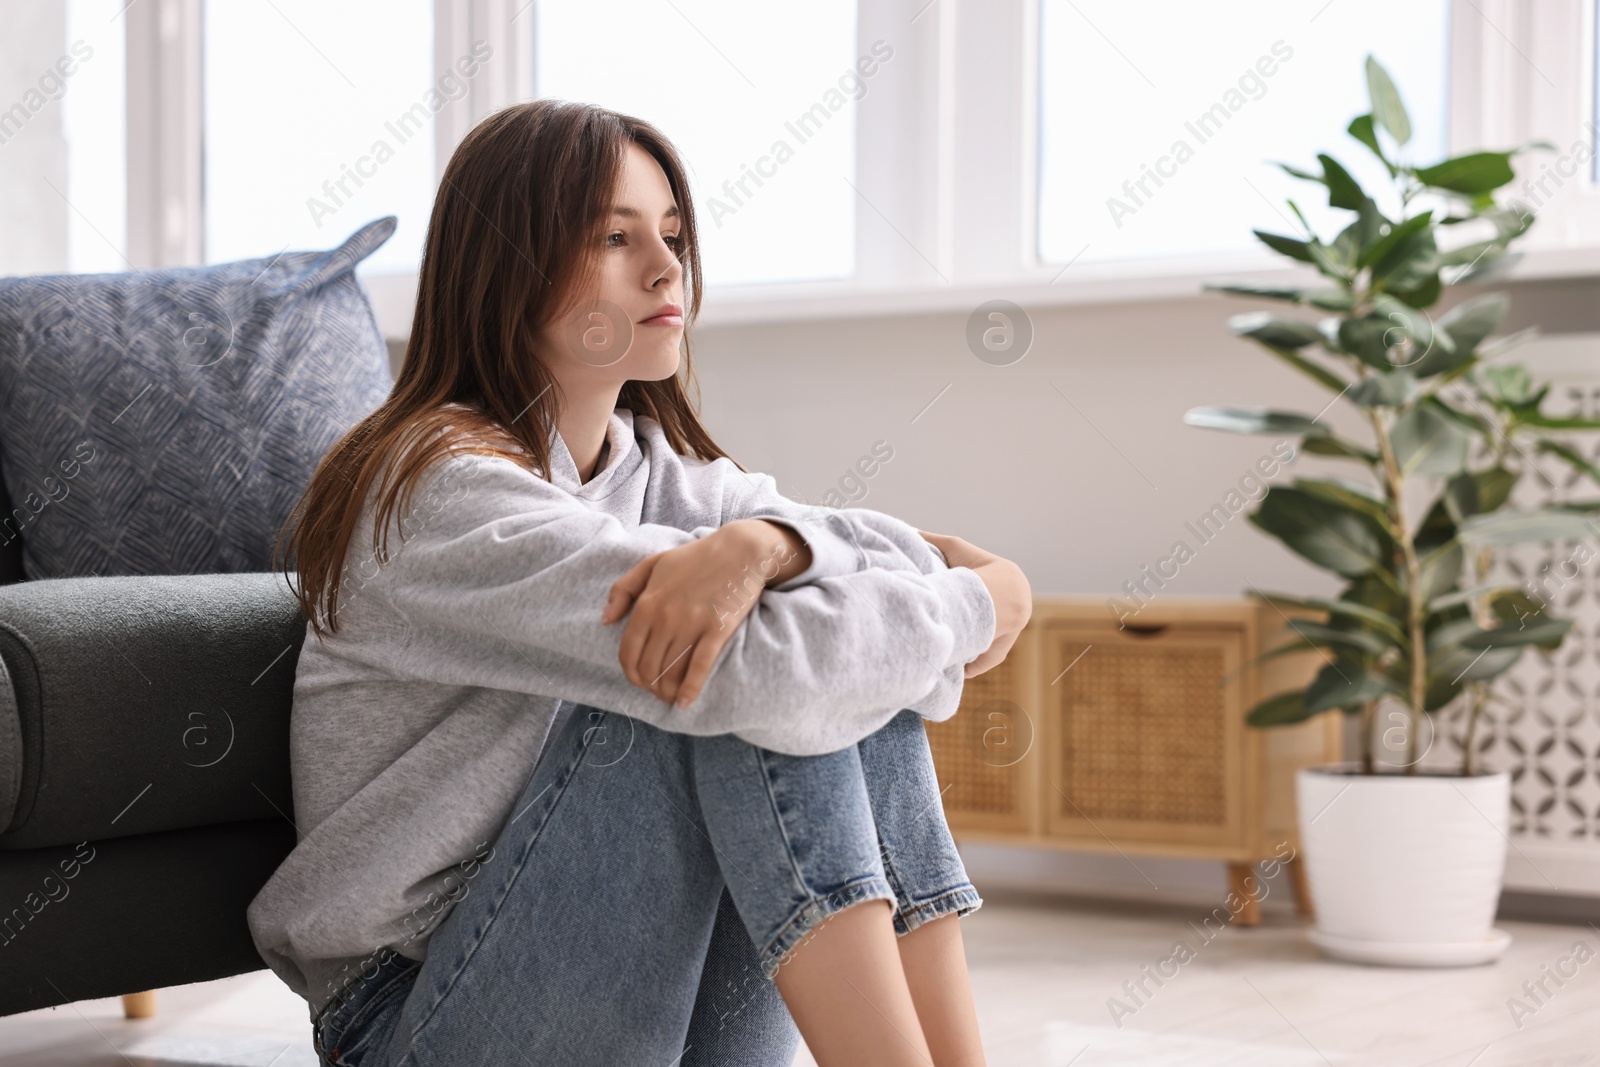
[276,99,738,640]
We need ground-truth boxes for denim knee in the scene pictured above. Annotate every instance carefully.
[691,710,981,978]
[858,709,984,936]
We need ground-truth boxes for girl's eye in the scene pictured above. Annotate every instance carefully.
[663,234,681,250]
[606,231,626,248]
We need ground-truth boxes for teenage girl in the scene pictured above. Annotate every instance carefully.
[258,98,1032,1067]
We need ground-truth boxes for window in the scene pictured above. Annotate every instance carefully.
[1036,0,1450,268]
[533,0,860,287]
[25,0,1600,324]
[63,0,127,274]
[201,0,436,275]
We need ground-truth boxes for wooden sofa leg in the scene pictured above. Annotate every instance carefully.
[1227,862,1262,926]
[122,991,157,1019]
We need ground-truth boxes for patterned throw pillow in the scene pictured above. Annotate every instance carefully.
[0,217,397,579]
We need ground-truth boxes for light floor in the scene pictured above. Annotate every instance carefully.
[2,891,1596,1066]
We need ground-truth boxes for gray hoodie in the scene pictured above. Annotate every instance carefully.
[245,405,997,1020]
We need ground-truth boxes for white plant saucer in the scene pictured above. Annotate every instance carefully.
[1308,927,1513,967]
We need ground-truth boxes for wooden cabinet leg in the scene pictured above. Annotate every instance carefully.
[122,991,156,1019]
[1287,855,1314,919]
[1227,862,1262,926]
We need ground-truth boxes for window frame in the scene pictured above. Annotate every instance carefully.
[122,0,1600,333]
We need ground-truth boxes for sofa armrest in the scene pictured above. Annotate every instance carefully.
[0,572,304,850]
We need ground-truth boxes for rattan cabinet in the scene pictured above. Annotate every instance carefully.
[925,597,1337,923]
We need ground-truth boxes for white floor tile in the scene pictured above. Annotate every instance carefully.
[1,893,1595,1066]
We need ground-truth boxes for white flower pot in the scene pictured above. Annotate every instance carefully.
[1296,764,1513,966]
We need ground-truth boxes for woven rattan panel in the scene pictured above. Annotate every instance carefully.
[925,652,1024,818]
[1055,640,1227,825]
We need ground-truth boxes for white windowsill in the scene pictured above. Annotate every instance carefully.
[358,245,1600,340]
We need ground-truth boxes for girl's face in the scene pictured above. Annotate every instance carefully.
[540,141,685,388]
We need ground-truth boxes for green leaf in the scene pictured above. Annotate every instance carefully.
[1441,468,1516,523]
[1352,198,1386,255]
[1457,509,1600,545]
[1365,56,1411,147]
[1500,606,1572,650]
[1536,438,1600,487]
[1287,619,1394,655]
[1360,211,1432,271]
[1489,589,1553,628]
[1286,198,1316,235]
[1205,282,1308,303]
[1246,590,1408,643]
[1203,282,1356,312]
[1408,345,1475,380]
[1387,270,1444,311]
[1415,152,1517,195]
[1348,370,1418,407]
[1300,434,1380,464]
[1416,540,1464,602]
[1452,249,1523,286]
[1425,619,1525,684]
[1337,315,1398,369]
[1253,230,1315,263]
[1347,112,1396,175]
[1184,407,1327,435]
[1481,206,1535,242]
[1479,364,1536,406]
[1318,154,1369,212]
[1437,293,1508,354]
[1427,583,1524,612]
[1331,220,1363,270]
[1308,241,1356,283]
[1305,659,1401,713]
[1438,240,1502,268]
[1292,477,1394,531]
[1228,311,1323,349]
[1414,494,1459,556]
[1390,404,1472,477]
[1342,572,1409,623]
[1373,294,1453,359]
[1279,162,1324,184]
[1249,486,1389,577]
[1515,411,1600,431]
[1247,690,1316,727]
[1460,617,1574,649]
[1307,288,1358,311]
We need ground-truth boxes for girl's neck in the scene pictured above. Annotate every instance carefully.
[558,389,621,483]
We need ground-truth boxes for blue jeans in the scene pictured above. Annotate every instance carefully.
[309,705,980,1066]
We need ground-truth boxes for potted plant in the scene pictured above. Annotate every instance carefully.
[1186,56,1600,966]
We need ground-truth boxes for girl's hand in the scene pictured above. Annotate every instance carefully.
[917,530,1032,678]
[601,519,807,708]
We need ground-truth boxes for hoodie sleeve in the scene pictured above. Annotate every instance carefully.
[711,463,955,589]
[337,454,996,756]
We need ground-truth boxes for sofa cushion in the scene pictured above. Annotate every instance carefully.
[0,217,396,579]
[0,819,297,1017]
[0,572,302,850]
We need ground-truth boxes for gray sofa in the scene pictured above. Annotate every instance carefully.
[0,497,304,1015]
[0,218,398,1018]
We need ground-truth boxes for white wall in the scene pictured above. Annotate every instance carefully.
[696,296,1322,600]
[681,285,1600,911]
